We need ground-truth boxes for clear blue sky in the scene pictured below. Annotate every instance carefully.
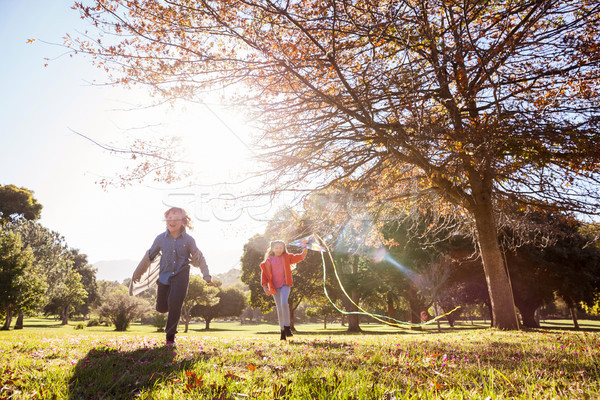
[0,1,272,280]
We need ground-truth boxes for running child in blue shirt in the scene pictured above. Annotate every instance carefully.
[132,207,215,345]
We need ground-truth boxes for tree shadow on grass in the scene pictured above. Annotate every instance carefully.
[538,320,600,332]
[68,345,201,399]
[278,323,492,337]
[23,320,70,329]
[189,327,231,333]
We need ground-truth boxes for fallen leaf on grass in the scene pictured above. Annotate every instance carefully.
[185,371,203,391]
[432,381,443,390]
[224,371,243,381]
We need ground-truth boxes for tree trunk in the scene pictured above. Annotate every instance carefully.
[182,306,190,333]
[14,312,24,330]
[473,200,519,330]
[343,256,361,332]
[434,302,441,333]
[323,316,327,330]
[517,303,540,328]
[407,286,423,331]
[2,306,13,330]
[570,307,580,330]
[205,318,211,330]
[61,306,69,325]
[386,292,395,323]
[346,289,361,332]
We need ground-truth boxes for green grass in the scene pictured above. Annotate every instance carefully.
[1,318,600,399]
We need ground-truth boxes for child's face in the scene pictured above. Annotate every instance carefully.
[165,211,185,236]
[272,242,285,256]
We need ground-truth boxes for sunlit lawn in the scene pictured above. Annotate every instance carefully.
[1,318,599,399]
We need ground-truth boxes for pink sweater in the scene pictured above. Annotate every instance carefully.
[260,252,306,294]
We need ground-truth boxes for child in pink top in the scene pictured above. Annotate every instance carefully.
[260,240,307,340]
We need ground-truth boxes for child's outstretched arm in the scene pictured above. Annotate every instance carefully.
[191,248,217,286]
[288,247,308,264]
[132,251,152,283]
[133,235,162,283]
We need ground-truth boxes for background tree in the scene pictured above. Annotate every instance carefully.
[437,213,600,328]
[510,217,600,328]
[7,220,94,326]
[44,267,88,325]
[97,290,151,331]
[192,287,246,330]
[6,220,74,327]
[71,0,600,330]
[0,231,46,330]
[181,274,219,333]
[214,288,247,322]
[1,188,45,328]
[305,297,339,329]
[0,184,42,224]
[68,248,99,319]
[437,252,489,326]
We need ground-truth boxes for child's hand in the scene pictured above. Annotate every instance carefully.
[262,285,271,296]
[132,271,142,283]
[205,279,217,287]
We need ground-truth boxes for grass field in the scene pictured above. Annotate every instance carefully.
[1,318,599,399]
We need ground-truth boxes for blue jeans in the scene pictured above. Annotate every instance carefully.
[272,285,291,329]
[156,267,190,336]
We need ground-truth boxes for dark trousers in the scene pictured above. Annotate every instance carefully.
[156,267,190,336]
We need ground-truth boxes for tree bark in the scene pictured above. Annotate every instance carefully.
[570,307,580,330]
[482,299,493,327]
[2,306,13,330]
[345,256,361,332]
[182,306,190,333]
[205,318,212,330]
[473,200,519,330]
[386,292,395,323]
[61,306,69,325]
[346,293,361,332]
[14,312,24,330]
[434,302,441,332]
[517,303,540,328]
[407,286,423,331]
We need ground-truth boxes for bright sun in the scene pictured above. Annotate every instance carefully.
[172,100,256,186]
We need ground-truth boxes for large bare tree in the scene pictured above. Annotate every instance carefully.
[68,0,600,329]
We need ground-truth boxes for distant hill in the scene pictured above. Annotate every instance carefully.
[93,259,137,282]
[213,268,246,289]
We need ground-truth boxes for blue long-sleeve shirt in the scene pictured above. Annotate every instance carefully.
[148,230,211,285]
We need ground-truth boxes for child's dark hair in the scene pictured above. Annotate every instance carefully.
[164,207,193,230]
[263,240,287,262]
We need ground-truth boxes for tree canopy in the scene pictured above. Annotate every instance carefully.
[69,0,600,329]
[0,231,46,330]
[0,184,42,224]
